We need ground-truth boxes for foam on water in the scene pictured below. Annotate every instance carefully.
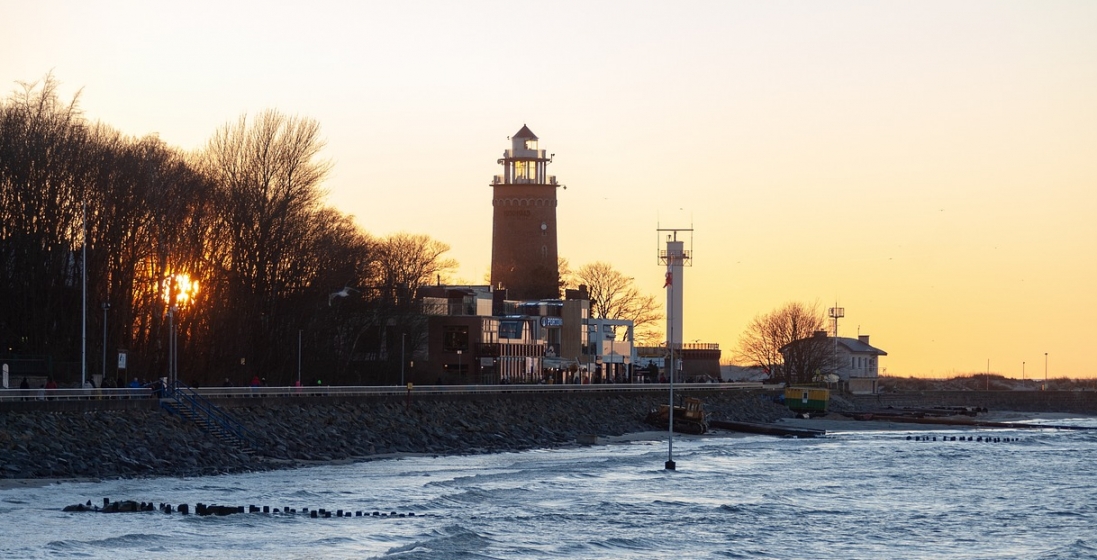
[4,418,1097,559]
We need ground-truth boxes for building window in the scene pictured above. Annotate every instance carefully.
[443,326,469,352]
[499,321,524,341]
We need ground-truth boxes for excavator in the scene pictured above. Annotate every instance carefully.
[644,397,708,435]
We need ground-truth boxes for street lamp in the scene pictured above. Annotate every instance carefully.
[162,272,199,388]
[1044,352,1048,386]
[101,302,110,385]
[457,349,462,377]
[169,304,177,385]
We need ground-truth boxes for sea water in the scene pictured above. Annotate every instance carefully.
[3,417,1097,559]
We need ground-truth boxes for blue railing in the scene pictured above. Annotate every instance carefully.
[162,382,261,452]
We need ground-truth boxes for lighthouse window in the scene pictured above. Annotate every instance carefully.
[525,139,538,151]
[514,161,539,182]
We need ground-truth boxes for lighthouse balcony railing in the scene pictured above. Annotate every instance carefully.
[658,249,692,263]
[492,175,558,186]
[503,148,547,159]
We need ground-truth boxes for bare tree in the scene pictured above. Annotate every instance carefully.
[734,301,834,385]
[557,256,574,295]
[571,261,662,342]
[370,232,457,310]
[200,110,333,378]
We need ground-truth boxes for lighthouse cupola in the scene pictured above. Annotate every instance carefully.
[496,125,555,186]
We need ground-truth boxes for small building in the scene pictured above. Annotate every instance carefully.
[835,335,887,394]
[779,333,887,394]
[417,285,546,384]
[635,343,722,383]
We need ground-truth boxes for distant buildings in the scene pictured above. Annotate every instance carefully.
[408,126,721,384]
[415,283,639,384]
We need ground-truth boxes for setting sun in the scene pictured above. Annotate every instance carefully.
[162,273,199,308]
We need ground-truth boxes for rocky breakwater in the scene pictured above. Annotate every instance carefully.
[0,408,254,480]
[1,390,791,481]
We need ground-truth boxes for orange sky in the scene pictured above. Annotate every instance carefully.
[3,1,1095,378]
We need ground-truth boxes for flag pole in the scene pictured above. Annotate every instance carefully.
[81,201,87,387]
[665,264,675,470]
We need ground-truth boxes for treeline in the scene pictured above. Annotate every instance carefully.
[0,74,455,387]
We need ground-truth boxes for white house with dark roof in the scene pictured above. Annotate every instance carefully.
[779,333,887,394]
[834,335,887,394]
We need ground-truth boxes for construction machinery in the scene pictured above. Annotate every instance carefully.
[644,397,708,435]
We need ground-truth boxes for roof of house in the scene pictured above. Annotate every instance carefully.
[837,337,887,356]
[779,335,887,356]
[513,124,538,140]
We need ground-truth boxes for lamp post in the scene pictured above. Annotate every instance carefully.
[168,304,177,386]
[401,333,406,386]
[1022,361,1025,386]
[1044,352,1048,387]
[162,273,199,388]
[457,349,462,377]
[101,302,110,385]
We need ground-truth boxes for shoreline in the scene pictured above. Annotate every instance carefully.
[776,410,1096,434]
[5,410,1092,492]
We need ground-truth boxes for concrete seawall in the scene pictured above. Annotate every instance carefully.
[0,388,790,481]
[4,388,1094,482]
[849,390,1097,415]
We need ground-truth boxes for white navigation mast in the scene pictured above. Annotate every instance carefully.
[657,225,692,470]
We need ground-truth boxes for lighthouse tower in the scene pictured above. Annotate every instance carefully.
[490,125,561,301]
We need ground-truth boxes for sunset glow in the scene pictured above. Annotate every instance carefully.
[3,1,1094,378]
[162,273,199,308]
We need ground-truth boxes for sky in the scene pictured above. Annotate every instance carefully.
[3,1,1095,378]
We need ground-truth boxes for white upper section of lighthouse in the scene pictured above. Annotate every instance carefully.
[492,125,558,186]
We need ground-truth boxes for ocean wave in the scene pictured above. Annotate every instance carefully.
[1036,538,1097,560]
[373,524,498,559]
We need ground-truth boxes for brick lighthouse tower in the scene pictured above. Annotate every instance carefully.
[490,125,560,301]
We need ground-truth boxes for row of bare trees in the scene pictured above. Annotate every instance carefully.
[0,75,454,387]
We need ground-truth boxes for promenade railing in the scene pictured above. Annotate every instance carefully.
[0,381,771,402]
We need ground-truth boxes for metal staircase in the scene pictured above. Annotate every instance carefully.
[160,382,261,456]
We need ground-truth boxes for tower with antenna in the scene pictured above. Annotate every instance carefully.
[829,304,845,370]
[658,226,693,357]
[828,304,844,338]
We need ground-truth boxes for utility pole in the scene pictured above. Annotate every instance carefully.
[102,303,110,384]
